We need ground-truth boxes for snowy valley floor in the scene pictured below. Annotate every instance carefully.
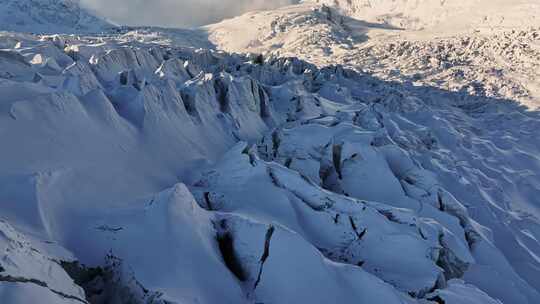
[1,3,540,304]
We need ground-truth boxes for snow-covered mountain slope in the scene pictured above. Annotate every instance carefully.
[206,0,540,56]
[312,0,540,32]
[0,0,114,34]
[205,2,540,107]
[205,3,364,62]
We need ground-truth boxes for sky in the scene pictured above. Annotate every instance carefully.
[80,0,299,28]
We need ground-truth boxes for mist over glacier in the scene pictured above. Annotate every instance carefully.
[80,0,299,27]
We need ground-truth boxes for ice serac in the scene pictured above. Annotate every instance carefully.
[193,142,461,296]
[74,184,246,304]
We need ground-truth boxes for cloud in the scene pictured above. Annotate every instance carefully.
[80,0,298,28]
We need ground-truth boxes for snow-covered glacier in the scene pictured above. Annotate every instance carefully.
[1,1,540,304]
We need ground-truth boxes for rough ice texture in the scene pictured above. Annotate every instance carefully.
[1,1,540,304]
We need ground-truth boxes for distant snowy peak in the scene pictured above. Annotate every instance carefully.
[311,0,540,31]
[0,0,115,34]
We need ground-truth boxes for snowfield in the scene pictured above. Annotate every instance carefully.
[1,0,540,304]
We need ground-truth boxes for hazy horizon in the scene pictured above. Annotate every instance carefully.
[80,0,299,28]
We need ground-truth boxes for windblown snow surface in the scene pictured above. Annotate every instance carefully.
[1,1,540,304]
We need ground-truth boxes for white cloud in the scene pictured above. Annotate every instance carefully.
[81,0,298,28]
